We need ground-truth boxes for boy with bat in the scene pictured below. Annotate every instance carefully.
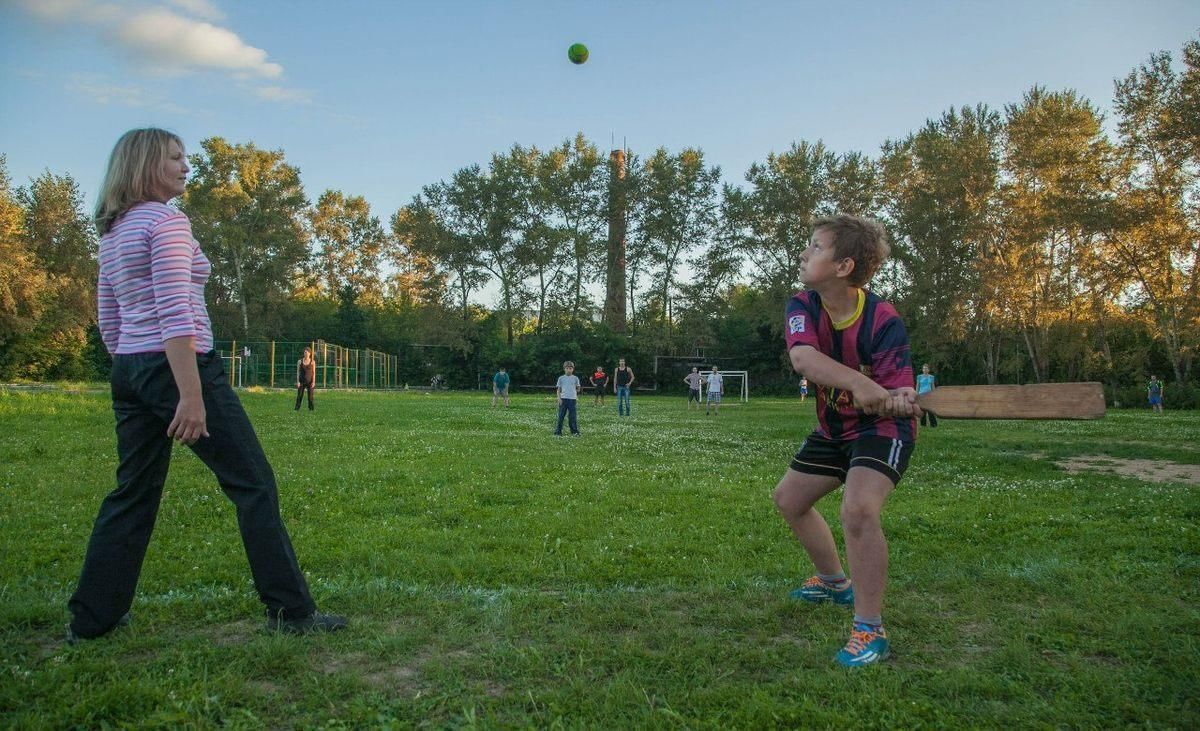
[774,214,920,667]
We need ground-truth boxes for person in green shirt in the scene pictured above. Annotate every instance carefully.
[1147,375,1164,414]
[492,367,510,408]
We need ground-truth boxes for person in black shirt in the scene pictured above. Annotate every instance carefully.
[613,358,635,416]
[295,347,316,411]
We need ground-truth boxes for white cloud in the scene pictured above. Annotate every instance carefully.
[165,0,223,21]
[11,1,292,90]
[13,0,122,24]
[253,85,313,104]
[114,8,281,78]
[67,73,190,114]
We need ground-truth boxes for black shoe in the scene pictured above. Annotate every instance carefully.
[66,612,131,645]
[266,611,348,636]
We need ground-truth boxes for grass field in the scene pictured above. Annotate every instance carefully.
[1,388,1197,728]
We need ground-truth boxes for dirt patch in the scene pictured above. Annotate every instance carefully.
[1058,456,1200,485]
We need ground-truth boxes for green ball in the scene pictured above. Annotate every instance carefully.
[568,43,589,65]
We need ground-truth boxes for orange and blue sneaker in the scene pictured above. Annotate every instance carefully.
[789,576,855,606]
[836,622,889,667]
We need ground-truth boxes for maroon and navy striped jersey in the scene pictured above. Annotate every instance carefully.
[785,288,916,442]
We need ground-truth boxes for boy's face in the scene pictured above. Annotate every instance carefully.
[800,228,853,286]
[565,365,574,374]
[922,365,930,374]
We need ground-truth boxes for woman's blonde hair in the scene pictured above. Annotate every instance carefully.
[94,128,184,235]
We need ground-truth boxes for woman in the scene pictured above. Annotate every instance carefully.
[296,347,316,411]
[68,129,345,642]
[917,364,937,427]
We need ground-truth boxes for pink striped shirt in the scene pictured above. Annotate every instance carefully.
[97,202,214,355]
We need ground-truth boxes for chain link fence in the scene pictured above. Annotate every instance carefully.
[214,340,400,389]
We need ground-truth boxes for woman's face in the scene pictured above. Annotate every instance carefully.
[157,139,189,201]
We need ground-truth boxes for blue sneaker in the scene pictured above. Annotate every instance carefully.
[789,576,854,605]
[835,622,889,667]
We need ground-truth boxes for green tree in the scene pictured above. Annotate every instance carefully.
[997,87,1115,382]
[309,190,388,306]
[0,156,47,353]
[880,105,1004,380]
[392,195,488,322]
[1107,42,1200,384]
[723,141,835,294]
[4,170,97,379]
[182,137,310,339]
[427,155,528,346]
[537,134,607,323]
[637,147,721,341]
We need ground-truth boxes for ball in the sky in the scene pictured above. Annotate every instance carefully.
[568,43,589,65]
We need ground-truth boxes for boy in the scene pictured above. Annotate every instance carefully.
[705,366,723,415]
[773,213,919,667]
[684,366,703,410]
[492,367,510,408]
[800,375,809,403]
[1147,375,1164,413]
[555,361,582,436]
[917,364,937,427]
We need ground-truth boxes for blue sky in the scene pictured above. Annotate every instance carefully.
[3,0,1198,223]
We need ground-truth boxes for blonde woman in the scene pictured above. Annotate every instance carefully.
[68,129,346,642]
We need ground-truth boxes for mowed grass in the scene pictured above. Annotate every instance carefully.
[0,388,1197,728]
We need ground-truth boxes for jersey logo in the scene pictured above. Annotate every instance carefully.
[788,314,806,334]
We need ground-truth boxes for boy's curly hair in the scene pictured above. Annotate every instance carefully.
[812,214,890,287]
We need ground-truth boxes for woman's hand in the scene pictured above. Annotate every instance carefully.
[163,336,209,445]
[168,395,208,445]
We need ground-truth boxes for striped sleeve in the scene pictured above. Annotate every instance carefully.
[870,307,915,390]
[96,270,119,354]
[785,291,820,351]
[148,211,198,343]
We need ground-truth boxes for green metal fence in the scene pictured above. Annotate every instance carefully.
[213,340,400,389]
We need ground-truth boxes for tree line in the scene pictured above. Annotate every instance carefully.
[1,37,1196,405]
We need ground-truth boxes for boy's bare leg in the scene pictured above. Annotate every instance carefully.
[772,469,844,575]
[841,466,895,619]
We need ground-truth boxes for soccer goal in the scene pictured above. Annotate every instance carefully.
[700,370,749,403]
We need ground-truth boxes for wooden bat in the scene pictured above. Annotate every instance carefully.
[916,382,1106,420]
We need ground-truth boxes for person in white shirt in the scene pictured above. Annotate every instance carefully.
[706,366,724,416]
[555,361,582,435]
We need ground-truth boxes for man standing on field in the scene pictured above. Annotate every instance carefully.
[492,367,510,408]
[684,367,703,410]
[705,366,723,416]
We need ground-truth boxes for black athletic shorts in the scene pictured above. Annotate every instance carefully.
[789,432,914,486]
[688,388,701,402]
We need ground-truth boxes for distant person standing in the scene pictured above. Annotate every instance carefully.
[590,366,608,407]
[705,366,724,416]
[295,347,316,411]
[614,358,635,416]
[555,361,582,436]
[916,364,937,427]
[800,375,809,404]
[492,367,510,408]
[684,367,703,410]
[1148,375,1164,414]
